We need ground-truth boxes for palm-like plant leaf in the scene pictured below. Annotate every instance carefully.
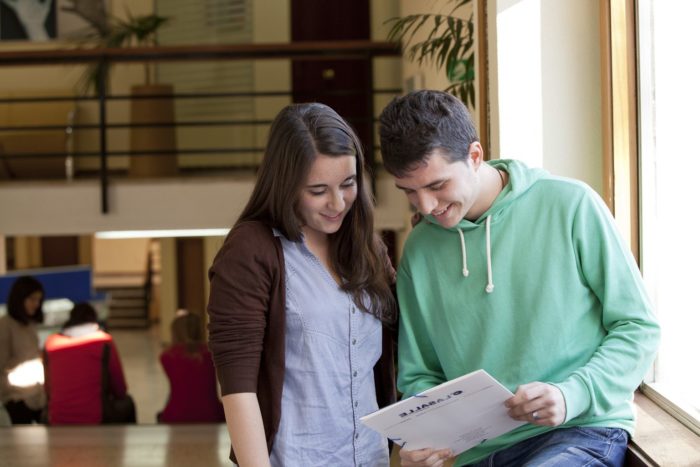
[64,7,169,95]
[386,0,476,108]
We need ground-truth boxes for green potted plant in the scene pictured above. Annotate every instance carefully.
[63,2,174,177]
[386,0,476,108]
[62,1,168,94]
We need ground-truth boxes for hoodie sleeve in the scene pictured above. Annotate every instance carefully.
[552,187,660,423]
[396,262,447,398]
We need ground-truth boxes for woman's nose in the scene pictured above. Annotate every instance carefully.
[327,189,345,211]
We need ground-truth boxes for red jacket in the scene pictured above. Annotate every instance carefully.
[44,329,127,424]
[159,343,224,423]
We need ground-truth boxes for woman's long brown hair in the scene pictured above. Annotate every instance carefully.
[235,103,396,324]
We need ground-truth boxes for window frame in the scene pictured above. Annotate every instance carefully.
[601,0,700,436]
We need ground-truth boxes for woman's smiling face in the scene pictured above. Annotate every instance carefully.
[298,153,358,239]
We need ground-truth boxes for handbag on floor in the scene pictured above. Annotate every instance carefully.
[101,343,137,424]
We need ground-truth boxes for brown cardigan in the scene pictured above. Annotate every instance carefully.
[207,221,396,461]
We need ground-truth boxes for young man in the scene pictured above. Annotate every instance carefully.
[378,90,660,467]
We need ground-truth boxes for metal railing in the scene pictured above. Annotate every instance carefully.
[0,41,402,213]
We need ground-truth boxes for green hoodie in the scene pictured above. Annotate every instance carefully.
[396,159,660,465]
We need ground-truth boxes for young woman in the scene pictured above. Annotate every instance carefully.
[207,103,397,466]
[0,275,46,424]
[158,310,224,423]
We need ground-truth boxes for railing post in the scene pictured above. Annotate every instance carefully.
[99,57,109,214]
[367,54,377,196]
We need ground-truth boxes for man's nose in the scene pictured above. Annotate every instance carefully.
[414,191,436,215]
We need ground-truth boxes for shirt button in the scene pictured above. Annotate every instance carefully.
[354,401,359,407]
[352,338,357,345]
[355,433,359,439]
[353,371,357,377]
[352,308,356,314]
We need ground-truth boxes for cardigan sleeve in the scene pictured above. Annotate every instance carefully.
[207,223,279,395]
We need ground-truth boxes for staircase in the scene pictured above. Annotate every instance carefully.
[92,238,157,329]
[98,285,150,329]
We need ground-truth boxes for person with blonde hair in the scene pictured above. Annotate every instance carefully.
[158,310,224,423]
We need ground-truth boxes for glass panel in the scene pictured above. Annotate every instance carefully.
[638,0,700,431]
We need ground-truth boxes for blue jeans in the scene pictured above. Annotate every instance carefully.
[465,427,629,467]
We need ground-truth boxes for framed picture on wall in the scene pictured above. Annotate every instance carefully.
[0,0,57,41]
[0,0,109,42]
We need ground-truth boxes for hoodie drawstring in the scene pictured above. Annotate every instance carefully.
[485,216,494,293]
[458,215,495,293]
[458,229,469,277]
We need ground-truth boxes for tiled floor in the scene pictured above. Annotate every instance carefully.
[110,326,169,424]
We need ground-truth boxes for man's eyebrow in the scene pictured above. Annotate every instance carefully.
[395,179,445,191]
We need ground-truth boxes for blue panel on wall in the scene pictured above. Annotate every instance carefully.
[0,266,105,304]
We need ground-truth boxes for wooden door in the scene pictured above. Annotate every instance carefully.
[41,236,79,267]
[176,237,205,314]
[291,0,373,166]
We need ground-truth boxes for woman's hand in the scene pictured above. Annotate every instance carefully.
[399,446,453,466]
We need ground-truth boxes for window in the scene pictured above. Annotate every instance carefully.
[637,0,700,433]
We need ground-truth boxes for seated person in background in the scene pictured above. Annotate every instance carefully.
[44,302,136,424]
[0,275,46,424]
[0,401,11,426]
[158,310,224,423]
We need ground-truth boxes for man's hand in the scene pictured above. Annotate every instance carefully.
[399,447,453,466]
[505,381,566,426]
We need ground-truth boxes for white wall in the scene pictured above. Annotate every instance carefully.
[0,173,406,236]
[492,0,603,193]
[398,0,482,132]
[494,0,543,165]
[0,178,251,235]
[540,0,602,193]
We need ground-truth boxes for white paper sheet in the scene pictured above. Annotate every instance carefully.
[361,369,526,455]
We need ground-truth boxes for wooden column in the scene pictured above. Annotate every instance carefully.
[129,84,178,178]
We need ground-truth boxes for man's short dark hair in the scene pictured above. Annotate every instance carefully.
[379,90,479,177]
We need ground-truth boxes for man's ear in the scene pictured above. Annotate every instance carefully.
[467,142,484,169]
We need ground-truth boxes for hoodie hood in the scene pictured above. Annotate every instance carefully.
[422,159,549,292]
[423,159,549,231]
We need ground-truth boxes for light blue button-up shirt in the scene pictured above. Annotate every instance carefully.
[269,232,389,467]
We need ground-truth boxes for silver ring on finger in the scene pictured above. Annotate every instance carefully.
[532,411,540,420]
